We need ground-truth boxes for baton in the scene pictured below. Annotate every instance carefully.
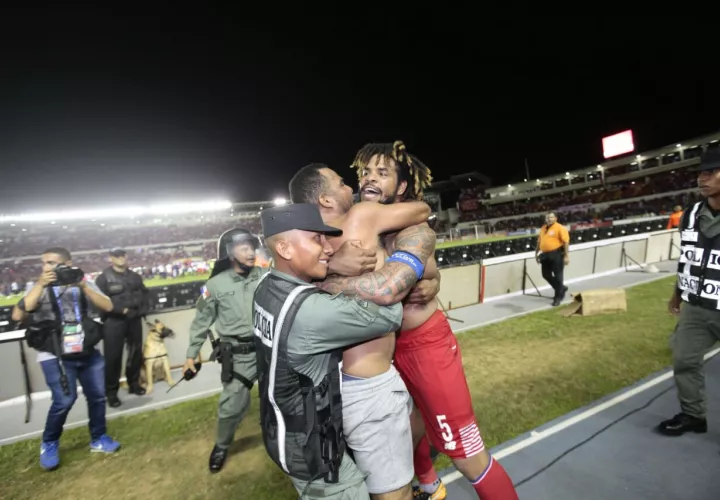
[166,361,202,393]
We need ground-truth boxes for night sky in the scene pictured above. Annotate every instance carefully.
[0,8,717,212]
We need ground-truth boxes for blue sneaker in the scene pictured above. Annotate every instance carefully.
[40,440,60,470]
[90,435,121,453]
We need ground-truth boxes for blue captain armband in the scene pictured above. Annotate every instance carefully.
[386,250,425,280]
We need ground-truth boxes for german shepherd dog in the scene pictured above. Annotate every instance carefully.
[140,319,176,393]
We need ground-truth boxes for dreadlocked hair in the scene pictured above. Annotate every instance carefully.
[351,140,433,201]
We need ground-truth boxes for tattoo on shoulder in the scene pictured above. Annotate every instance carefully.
[393,224,436,263]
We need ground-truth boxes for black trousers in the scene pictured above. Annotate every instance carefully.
[540,250,565,297]
[103,317,143,396]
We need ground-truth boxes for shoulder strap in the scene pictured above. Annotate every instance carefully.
[685,201,703,231]
[45,286,64,324]
[266,282,321,474]
[79,289,89,318]
[277,287,322,350]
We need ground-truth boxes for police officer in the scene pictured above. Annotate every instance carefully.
[254,203,404,500]
[182,228,267,473]
[95,248,151,407]
[659,148,720,436]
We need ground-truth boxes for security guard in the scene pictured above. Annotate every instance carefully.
[183,228,267,473]
[660,148,720,436]
[253,203,403,500]
[95,248,151,407]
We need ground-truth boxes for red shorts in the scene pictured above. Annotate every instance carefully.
[394,310,484,460]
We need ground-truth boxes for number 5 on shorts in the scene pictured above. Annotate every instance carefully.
[436,414,453,442]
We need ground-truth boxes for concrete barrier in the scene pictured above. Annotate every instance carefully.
[437,229,678,308]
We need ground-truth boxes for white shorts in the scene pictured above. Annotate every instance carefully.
[341,365,414,494]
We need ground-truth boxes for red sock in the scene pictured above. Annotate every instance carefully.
[414,436,439,485]
[471,456,518,500]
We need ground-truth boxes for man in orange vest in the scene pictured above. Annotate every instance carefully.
[535,212,570,306]
[667,205,683,229]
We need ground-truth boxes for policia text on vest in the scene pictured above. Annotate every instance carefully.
[254,269,403,499]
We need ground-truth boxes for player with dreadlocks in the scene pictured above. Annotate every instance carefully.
[353,141,519,500]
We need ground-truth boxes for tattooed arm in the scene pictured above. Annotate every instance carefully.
[320,223,436,306]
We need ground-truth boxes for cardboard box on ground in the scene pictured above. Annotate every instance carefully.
[561,288,628,317]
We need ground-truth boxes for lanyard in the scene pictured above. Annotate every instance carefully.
[53,286,81,325]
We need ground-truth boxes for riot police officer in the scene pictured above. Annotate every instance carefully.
[183,228,267,473]
[95,248,151,407]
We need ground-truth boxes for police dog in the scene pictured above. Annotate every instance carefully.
[140,319,176,394]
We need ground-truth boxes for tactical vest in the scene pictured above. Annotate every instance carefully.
[677,201,720,310]
[102,269,145,315]
[25,286,102,359]
[252,273,345,484]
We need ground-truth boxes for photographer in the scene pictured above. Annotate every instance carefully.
[95,248,151,407]
[11,247,121,471]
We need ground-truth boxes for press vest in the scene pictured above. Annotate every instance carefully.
[252,273,345,484]
[677,201,720,310]
[25,286,102,359]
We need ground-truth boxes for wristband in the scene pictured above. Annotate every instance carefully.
[387,250,425,280]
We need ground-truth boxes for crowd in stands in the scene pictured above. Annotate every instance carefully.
[1,243,219,297]
[486,191,699,233]
[0,217,262,259]
[460,167,696,224]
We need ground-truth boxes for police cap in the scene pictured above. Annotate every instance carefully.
[691,148,720,172]
[261,203,342,239]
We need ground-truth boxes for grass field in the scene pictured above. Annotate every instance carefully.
[0,276,681,500]
[0,234,527,308]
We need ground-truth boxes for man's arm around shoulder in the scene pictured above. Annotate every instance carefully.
[350,200,431,235]
[295,292,403,354]
[319,222,435,305]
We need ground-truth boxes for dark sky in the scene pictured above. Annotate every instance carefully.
[0,8,717,212]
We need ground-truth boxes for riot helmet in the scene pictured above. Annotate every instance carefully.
[209,228,260,278]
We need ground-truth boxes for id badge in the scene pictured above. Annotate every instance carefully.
[62,323,85,355]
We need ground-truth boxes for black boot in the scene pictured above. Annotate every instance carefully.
[107,394,121,408]
[658,413,708,436]
[209,445,228,473]
[129,385,146,396]
[552,286,568,306]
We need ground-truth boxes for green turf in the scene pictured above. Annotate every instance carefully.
[0,276,682,500]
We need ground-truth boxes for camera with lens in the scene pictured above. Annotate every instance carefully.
[51,265,85,286]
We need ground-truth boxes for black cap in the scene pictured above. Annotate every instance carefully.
[691,148,720,172]
[109,248,126,257]
[261,203,342,239]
